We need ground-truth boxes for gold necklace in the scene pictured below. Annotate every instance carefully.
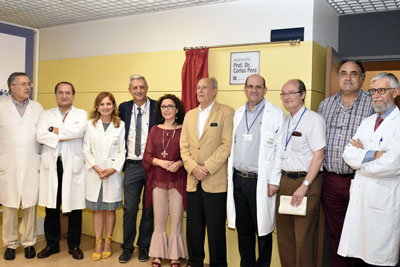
[161,124,176,158]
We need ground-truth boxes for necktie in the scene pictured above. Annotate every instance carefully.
[135,107,142,156]
[374,116,383,132]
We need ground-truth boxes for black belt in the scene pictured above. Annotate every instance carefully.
[282,170,307,179]
[126,159,142,165]
[234,168,258,179]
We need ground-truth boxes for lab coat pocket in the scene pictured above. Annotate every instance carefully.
[366,182,392,210]
[264,130,276,161]
[72,155,85,173]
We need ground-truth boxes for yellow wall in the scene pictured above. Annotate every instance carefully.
[37,40,326,266]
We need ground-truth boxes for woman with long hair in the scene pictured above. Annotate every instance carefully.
[83,92,126,261]
[142,94,187,267]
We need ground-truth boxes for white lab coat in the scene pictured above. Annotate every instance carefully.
[227,100,285,236]
[0,96,43,209]
[339,107,400,266]
[36,106,87,212]
[83,119,126,203]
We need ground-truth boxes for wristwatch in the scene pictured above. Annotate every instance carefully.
[303,179,310,187]
[48,126,54,132]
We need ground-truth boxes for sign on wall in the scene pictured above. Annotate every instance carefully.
[230,51,260,85]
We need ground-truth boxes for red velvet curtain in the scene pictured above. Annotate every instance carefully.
[181,48,209,112]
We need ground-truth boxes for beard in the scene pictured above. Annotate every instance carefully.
[372,101,393,114]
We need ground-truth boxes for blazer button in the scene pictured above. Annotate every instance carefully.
[198,147,200,150]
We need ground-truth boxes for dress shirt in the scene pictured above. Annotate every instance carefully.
[281,105,326,172]
[318,90,373,174]
[58,106,72,156]
[233,99,264,173]
[197,101,214,139]
[362,104,397,163]
[11,96,29,117]
[127,98,150,160]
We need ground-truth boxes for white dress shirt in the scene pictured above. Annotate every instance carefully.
[128,98,150,160]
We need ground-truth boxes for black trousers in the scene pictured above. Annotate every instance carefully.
[186,182,227,267]
[233,173,272,267]
[121,162,153,251]
[44,157,82,249]
[354,258,394,267]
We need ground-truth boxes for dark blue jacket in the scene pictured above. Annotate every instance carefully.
[118,98,157,152]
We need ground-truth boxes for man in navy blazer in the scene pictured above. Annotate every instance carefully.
[118,75,157,263]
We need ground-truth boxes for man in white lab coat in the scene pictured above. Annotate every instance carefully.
[0,72,43,261]
[36,82,87,260]
[227,74,285,267]
[339,72,400,267]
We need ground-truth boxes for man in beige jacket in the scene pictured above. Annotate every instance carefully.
[180,77,234,267]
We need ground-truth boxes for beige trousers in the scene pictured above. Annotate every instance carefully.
[2,206,37,249]
[149,187,187,260]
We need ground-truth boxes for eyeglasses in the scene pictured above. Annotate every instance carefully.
[368,88,393,95]
[12,82,32,87]
[161,104,176,110]
[280,91,301,97]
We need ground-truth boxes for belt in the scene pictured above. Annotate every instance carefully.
[234,168,258,179]
[282,170,307,179]
[126,159,142,165]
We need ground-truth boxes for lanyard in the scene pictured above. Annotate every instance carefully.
[245,104,265,133]
[285,108,307,150]
[133,102,146,129]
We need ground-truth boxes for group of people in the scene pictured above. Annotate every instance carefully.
[1,61,400,267]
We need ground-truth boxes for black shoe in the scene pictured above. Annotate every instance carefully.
[138,247,149,262]
[68,247,84,260]
[24,246,36,259]
[3,248,15,261]
[37,246,60,258]
[118,249,132,263]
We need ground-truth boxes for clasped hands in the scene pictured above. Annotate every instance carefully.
[158,159,182,173]
[349,138,386,159]
[93,165,116,179]
[192,165,209,181]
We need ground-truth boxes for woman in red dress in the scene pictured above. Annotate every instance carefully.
[142,94,187,267]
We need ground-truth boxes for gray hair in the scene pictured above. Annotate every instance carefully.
[210,77,218,89]
[370,72,399,89]
[129,74,148,87]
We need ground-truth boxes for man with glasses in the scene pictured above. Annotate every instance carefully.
[227,74,284,266]
[318,61,373,267]
[276,79,325,267]
[338,72,400,267]
[118,75,157,263]
[0,72,43,260]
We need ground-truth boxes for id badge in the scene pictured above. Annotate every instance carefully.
[242,133,252,142]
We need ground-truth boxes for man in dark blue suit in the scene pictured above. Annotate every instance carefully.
[118,75,157,263]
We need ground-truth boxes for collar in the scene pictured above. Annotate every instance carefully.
[379,104,396,120]
[134,97,149,109]
[246,98,265,112]
[58,106,72,115]
[336,89,362,109]
[199,101,214,112]
[11,96,29,107]
[290,105,306,122]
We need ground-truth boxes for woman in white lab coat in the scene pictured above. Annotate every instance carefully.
[83,92,126,261]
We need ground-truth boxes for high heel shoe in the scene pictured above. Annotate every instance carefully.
[92,237,103,261]
[152,257,162,267]
[102,235,112,259]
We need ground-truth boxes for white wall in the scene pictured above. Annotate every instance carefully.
[312,0,339,50]
[39,0,315,60]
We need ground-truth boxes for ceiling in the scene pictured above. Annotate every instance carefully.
[327,0,400,15]
[0,0,400,29]
[0,0,236,29]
